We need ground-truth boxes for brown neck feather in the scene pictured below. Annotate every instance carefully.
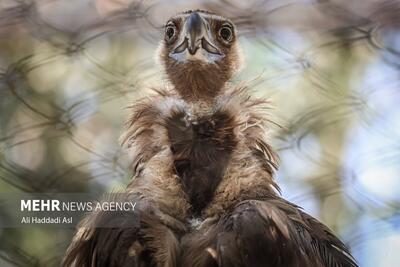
[165,59,233,102]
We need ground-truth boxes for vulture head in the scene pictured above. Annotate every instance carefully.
[158,10,242,101]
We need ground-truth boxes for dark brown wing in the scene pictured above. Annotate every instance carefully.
[182,198,358,267]
[62,201,181,267]
[62,207,144,267]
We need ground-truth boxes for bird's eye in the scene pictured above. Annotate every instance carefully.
[165,25,176,42]
[219,25,233,42]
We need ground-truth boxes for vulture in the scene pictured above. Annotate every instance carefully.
[63,10,358,267]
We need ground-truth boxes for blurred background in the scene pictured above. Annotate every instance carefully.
[0,0,399,266]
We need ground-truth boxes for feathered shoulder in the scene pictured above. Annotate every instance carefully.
[120,85,279,178]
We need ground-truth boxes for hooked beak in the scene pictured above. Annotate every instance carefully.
[186,12,202,55]
[172,12,222,56]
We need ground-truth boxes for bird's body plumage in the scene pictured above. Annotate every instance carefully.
[63,10,358,267]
